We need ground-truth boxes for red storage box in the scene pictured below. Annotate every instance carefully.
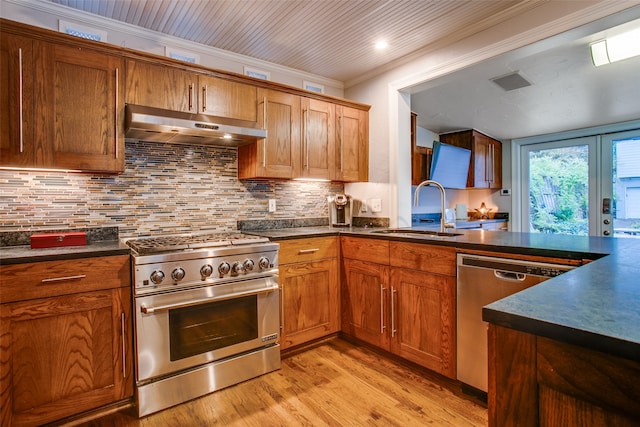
[30,232,87,249]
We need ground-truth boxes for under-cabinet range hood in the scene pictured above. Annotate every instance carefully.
[124,104,267,147]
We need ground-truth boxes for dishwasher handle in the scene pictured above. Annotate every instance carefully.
[494,270,526,281]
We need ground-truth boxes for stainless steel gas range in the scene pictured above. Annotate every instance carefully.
[124,232,280,417]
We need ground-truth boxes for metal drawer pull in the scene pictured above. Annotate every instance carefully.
[298,248,319,254]
[41,274,87,283]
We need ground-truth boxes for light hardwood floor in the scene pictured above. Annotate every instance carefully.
[78,338,487,426]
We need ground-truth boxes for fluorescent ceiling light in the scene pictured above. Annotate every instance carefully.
[590,27,640,66]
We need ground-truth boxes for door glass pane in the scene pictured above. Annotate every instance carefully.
[612,137,640,238]
[528,145,589,235]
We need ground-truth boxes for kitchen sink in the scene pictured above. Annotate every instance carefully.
[371,229,463,237]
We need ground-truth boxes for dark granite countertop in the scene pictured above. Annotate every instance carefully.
[0,240,131,265]
[247,225,639,362]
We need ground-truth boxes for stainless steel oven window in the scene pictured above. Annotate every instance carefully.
[168,295,258,361]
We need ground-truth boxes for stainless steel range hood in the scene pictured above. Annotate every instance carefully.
[124,104,267,147]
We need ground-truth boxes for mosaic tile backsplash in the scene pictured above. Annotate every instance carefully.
[0,141,344,238]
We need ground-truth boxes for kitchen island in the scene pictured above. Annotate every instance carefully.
[248,226,640,426]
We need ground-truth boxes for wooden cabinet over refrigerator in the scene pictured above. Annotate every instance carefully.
[439,129,502,189]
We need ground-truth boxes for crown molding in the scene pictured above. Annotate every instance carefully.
[2,0,344,90]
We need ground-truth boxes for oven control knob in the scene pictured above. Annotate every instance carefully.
[231,261,245,275]
[171,267,186,282]
[243,259,255,272]
[200,264,214,278]
[258,257,271,270]
[150,270,165,285]
[218,262,231,276]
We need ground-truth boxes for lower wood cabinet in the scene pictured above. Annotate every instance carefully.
[0,255,133,426]
[278,237,340,350]
[341,237,457,378]
[488,324,640,427]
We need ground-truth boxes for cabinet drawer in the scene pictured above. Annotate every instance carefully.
[0,255,131,303]
[341,236,389,265]
[390,242,456,276]
[279,237,338,264]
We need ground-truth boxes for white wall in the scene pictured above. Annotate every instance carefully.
[345,0,640,227]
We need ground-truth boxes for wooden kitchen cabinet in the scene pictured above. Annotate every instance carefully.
[278,237,340,350]
[488,325,640,427]
[0,255,133,426]
[335,105,368,182]
[125,59,258,122]
[341,237,457,378]
[240,91,369,182]
[0,32,35,168]
[300,97,336,180]
[389,242,457,378]
[0,26,125,173]
[439,129,502,189]
[238,88,301,179]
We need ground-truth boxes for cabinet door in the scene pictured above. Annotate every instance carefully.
[199,75,257,122]
[336,105,368,182]
[238,88,300,179]
[125,59,196,113]
[0,32,35,168]
[36,42,125,173]
[341,258,390,349]
[0,288,133,426]
[279,258,339,349]
[301,97,335,180]
[389,268,456,378]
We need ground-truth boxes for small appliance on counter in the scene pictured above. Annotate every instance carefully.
[328,193,353,227]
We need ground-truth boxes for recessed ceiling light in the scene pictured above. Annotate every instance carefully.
[375,40,388,50]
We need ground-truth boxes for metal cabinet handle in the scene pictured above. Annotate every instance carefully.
[188,83,194,110]
[40,274,86,283]
[280,285,285,333]
[391,287,397,337]
[202,85,207,112]
[380,283,386,334]
[121,312,126,378]
[304,107,309,170]
[339,113,344,172]
[18,47,24,153]
[262,97,267,167]
[298,248,319,254]
[114,67,119,159]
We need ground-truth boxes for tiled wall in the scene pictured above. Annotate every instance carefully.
[0,141,344,238]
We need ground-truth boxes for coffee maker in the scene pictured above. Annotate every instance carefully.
[328,193,353,227]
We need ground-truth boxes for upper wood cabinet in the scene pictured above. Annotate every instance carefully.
[1,32,35,168]
[238,88,301,179]
[0,29,125,173]
[300,97,335,180]
[335,105,368,182]
[240,91,369,182]
[439,129,502,189]
[125,59,258,122]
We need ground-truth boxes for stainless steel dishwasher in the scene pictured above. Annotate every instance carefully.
[456,253,574,393]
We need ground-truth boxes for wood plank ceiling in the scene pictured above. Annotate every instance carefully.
[45,0,547,83]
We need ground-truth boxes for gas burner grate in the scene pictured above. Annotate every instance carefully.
[125,232,268,255]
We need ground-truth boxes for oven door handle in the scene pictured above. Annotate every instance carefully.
[140,286,278,315]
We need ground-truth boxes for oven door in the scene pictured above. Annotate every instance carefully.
[134,276,279,382]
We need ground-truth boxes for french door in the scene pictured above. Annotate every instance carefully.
[520,130,640,237]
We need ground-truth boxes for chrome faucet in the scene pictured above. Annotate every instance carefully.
[413,180,453,233]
